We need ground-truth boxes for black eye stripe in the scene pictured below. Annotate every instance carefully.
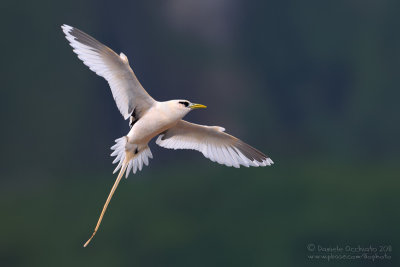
[179,101,189,107]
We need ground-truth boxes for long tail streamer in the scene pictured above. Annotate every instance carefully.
[83,159,129,247]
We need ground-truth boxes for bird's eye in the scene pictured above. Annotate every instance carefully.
[179,101,189,107]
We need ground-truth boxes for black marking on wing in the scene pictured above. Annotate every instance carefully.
[129,108,138,128]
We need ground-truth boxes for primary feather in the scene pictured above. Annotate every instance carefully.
[157,120,273,168]
[62,24,155,120]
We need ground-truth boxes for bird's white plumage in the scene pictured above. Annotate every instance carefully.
[156,120,273,168]
[62,24,274,247]
[62,24,274,175]
[62,24,155,120]
[111,137,153,177]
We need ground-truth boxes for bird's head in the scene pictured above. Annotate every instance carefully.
[168,99,207,118]
[177,100,207,111]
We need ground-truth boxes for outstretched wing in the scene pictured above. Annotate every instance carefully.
[62,24,155,120]
[156,120,273,168]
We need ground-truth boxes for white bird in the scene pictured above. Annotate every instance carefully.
[61,24,274,247]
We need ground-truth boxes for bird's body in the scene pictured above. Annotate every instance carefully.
[62,24,274,247]
[128,101,184,144]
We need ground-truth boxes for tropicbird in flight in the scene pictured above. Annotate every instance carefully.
[61,24,274,247]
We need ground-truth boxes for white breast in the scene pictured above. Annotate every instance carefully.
[126,102,181,144]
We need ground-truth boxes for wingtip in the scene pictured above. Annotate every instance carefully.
[263,158,274,166]
[251,157,274,167]
[61,24,73,34]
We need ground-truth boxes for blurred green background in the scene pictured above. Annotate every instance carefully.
[1,0,399,266]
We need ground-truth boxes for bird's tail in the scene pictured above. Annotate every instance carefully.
[83,157,130,247]
[111,136,153,178]
[83,136,153,247]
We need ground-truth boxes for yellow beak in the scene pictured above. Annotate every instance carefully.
[189,103,207,109]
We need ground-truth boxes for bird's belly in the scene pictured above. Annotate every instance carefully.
[127,114,176,144]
